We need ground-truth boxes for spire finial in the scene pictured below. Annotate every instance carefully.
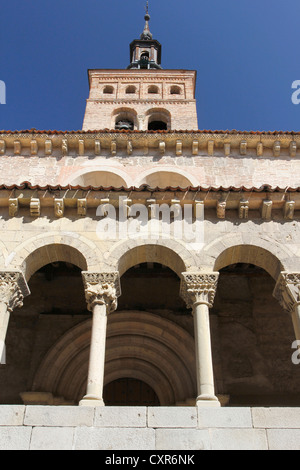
[140,1,152,40]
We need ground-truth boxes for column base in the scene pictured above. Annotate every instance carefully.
[79,395,105,407]
[196,394,221,407]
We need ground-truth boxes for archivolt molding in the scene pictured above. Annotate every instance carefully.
[136,166,199,188]
[63,166,134,188]
[105,239,199,276]
[31,311,197,406]
[206,233,294,280]
[6,232,100,281]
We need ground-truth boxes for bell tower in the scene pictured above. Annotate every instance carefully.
[82,5,198,131]
[128,3,162,70]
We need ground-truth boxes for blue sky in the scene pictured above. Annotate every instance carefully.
[0,0,300,132]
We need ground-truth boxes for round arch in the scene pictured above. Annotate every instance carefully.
[136,166,199,189]
[69,170,129,188]
[111,107,138,130]
[106,241,196,277]
[31,311,197,405]
[8,233,101,281]
[212,240,288,280]
[146,108,171,131]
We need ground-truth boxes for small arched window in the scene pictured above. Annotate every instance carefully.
[103,85,114,94]
[140,52,150,69]
[148,85,159,94]
[125,85,136,94]
[170,85,181,95]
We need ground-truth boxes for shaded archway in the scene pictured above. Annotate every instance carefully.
[212,262,300,406]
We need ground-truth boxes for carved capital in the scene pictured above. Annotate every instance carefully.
[273,272,300,314]
[180,272,219,309]
[0,271,30,312]
[82,272,121,314]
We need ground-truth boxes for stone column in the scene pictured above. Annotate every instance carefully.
[0,271,30,362]
[273,272,300,340]
[79,272,121,407]
[180,272,220,407]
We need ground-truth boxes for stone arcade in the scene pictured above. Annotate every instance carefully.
[0,8,300,450]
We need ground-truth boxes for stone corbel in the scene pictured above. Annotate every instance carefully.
[284,200,295,220]
[30,198,40,217]
[9,198,19,217]
[239,199,249,219]
[180,272,219,309]
[77,198,87,216]
[82,272,121,314]
[54,198,64,218]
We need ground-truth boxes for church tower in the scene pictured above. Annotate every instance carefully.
[82,5,198,131]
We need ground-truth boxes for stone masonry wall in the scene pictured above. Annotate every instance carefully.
[0,406,300,450]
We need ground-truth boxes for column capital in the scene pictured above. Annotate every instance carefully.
[82,272,121,314]
[273,271,300,314]
[0,271,30,312]
[180,272,219,309]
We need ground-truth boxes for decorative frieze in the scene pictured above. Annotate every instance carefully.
[180,272,219,309]
[82,272,121,313]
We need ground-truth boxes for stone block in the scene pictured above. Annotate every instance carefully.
[24,405,94,427]
[267,429,300,450]
[210,428,268,450]
[0,406,25,426]
[148,407,197,428]
[0,426,32,450]
[252,407,300,428]
[94,406,147,427]
[30,426,75,450]
[74,427,155,450]
[155,428,211,450]
[198,407,252,428]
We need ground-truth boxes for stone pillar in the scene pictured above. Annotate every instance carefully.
[0,271,30,362]
[79,272,121,407]
[273,272,300,340]
[180,272,220,407]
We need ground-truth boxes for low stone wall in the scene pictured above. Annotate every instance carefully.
[0,405,299,450]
